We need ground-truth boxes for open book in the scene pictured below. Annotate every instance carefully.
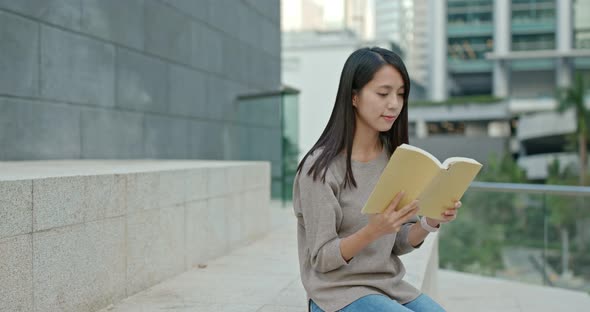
[361,144,483,220]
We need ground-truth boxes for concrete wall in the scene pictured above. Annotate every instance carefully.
[282,32,360,161]
[517,108,577,141]
[408,102,509,122]
[517,152,590,180]
[0,0,281,161]
[0,160,270,312]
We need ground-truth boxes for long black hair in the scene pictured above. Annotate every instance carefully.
[296,47,411,189]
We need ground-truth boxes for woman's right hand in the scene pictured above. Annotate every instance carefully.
[366,191,419,239]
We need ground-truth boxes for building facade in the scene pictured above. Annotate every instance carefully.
[0,0,281,162]
[422,0,590,180]
[375,0,429,85]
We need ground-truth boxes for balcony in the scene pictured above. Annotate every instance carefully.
[98,183,590,312]
[448,23,494,37]
[3,163,589,311]
[449,59,493,73]
[517,109,576,141]
[98,181,590,311]
[508,97,558,114]
[511,59,555,71]
[453,182,590,294]
[511,20,555,34]
[409,99,508,121]
[518,153,585,180]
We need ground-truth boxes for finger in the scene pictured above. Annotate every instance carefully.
[401,203,419,218]
[393,208,419,228]
[441,214,456,222]
[441,209,456,216]
[393,204,419,225]
[442,213,455,221]
[385,191,405,214]
[444,207,457,214]
[391,199,418,217]
[438,209,455,219]
[441,209,458,220]
[454,201,462,209]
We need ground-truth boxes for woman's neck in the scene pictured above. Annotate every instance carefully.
[351,119,382,162]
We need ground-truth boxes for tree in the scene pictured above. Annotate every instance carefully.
[466,153,528,225]
[439,152,528,276]
[545,158,590,277]
[546,159,576,277]
[554,73,590,277]
[556,73,590,185]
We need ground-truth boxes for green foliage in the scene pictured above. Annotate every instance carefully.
[556,73,589,138]
[545,158,590,247]
[440,151,590,279]
[439,152,526,275]
[439,73,590,281]
[439,215,506,275]
[546,158,578,220]
[476,152,527,183]
[555,72,590,185]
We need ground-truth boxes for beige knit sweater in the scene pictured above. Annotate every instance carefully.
[293,147,422,312]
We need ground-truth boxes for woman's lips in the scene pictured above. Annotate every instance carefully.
[383,115,396,122]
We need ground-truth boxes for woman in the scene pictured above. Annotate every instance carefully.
[293,47,460,312]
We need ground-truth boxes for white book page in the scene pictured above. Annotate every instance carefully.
[399,144,443,168]
[442,157,481,169]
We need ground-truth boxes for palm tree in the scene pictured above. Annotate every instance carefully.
[554,74,589,278]
[556,73,589,185]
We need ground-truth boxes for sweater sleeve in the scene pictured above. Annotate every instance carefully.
[392,215,423,256]
[293,166,350,273]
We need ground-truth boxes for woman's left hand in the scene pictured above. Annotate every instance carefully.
[425,200,461,227]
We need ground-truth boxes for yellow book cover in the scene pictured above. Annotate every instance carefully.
[361,144,483,220]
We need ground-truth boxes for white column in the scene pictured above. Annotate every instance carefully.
[428,0,447,101]
[493,0,511,98]
[416,119,428,138]
[556,0,573,88]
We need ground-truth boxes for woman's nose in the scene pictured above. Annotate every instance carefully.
[388,97,401,110]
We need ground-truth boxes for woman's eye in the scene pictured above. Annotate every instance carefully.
[378,93,388,97]
[397,93,404,97]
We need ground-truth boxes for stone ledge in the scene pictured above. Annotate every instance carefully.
[0,160,271,312]
[400,232,439,299]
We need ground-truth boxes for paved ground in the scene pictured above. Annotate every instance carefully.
[100,203,590,312]
[438,270,590,312]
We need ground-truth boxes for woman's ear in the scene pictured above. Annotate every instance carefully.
[352,90,358,108]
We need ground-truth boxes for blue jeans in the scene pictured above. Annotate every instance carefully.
[310,294,446,312]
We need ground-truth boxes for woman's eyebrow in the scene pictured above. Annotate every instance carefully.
[377,85,405,90]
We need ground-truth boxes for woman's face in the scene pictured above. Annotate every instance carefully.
[352,64,405,133]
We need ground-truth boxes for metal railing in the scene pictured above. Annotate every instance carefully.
[439,181,590,293]
[470,181,590,196]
